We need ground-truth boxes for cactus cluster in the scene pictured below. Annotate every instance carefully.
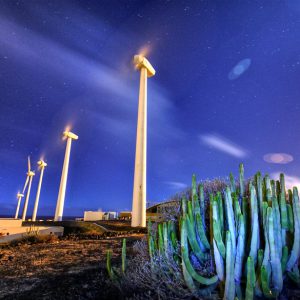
[147,164,300,299]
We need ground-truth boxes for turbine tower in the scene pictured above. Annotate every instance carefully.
[22,156,35,221]
[131,54,155,227]
[54,130,78,221]
[32,159,47,222]
[15,192,24,219]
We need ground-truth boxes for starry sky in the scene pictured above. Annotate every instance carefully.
[1,0,300,217]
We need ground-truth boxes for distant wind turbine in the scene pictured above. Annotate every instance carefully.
[22,156,35,221]
[32,159,47,222]
[14,192,24,219]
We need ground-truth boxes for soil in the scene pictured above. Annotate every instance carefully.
[0,234,144,300]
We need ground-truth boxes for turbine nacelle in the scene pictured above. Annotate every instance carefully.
[17,192,24,198]
[27,171,35,177]
[37,159,47,168]
[63,131,79,140]
[133,55,156,77]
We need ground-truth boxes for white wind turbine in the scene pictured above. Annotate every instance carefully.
[32,159,47,222]
[22,156,35,221]
[14,191,24,219]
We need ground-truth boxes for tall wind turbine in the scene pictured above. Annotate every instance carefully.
[15,192,24,219]
[32,159,47,222]
[22,156,35,221]
[131,55,155,227]
[54,130,78,221]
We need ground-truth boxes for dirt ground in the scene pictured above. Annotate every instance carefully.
[0,235,144,300]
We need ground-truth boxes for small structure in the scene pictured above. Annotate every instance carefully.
[119,211,132,220]
[84,211,105,221]
[103,212,117,220]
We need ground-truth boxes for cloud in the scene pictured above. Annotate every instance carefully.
[199,133,248,158]
[270,173,300,190]
[164,181,188,190]
[263,153,293,164]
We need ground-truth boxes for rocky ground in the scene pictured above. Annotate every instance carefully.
[0,221,145,300]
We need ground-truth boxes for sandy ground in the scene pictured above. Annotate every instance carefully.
[0,235,144,300]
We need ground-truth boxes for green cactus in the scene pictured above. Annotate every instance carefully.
[224,231,235,300]
[239,163,245,197]
[230,172,236,193]
[279,174,288,230]
[142,167,300,299]
[286,187,300,271]
[245,256,256,300]
[106,249,115,280]
[181,216,218,285]
[235,213,245,283]
[224,187,236,256]
[122,238,126,274]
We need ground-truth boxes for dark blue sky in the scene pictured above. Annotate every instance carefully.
[1,0,300,217]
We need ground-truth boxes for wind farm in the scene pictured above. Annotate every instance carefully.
[2,1,300,299]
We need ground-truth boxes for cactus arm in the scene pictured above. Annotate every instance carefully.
[281,246,288,272]
[106,250,115,280]
[217,192,224,235]
[199,184,205,228]
[158,223,164,255]
[256,172,263,222]
[286,187,300,271]
[181,217,218,285]
[181,196,187,215]
[245,256,256,300]
[239,163,245,197]
[261,266,276,298]
[287,203,294,233]
[122,238,126,274]
[249,185,259,265]
[182,258,197,292]
[267,207,283,293]
[230,172,236,193]
[224,231,235,300]
[212,199,225,257]
[213,238,224,281]
[186,214,209,262]
[224,187,236,256]
[279,174,288,229]
[234,213,245,283]
[195,212,210,250]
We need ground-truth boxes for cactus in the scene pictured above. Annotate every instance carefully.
[246,256,256,300]
[224,231,235,300]
[106,249,115,280]
[239,163,245,197]
[122,238,126,274]
[107,166,300,299]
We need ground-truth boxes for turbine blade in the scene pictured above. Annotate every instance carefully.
[22,176,29,193]
[28,156,31,171]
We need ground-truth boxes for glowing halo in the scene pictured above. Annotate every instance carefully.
[263,153,293,164]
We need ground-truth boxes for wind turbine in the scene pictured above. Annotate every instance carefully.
[15,192,24,219]
[54,130,78,221]
[22,156,35,221]
[32,159,47,222]
[131,54,155,227]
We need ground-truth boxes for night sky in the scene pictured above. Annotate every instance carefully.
[1,1,300,217]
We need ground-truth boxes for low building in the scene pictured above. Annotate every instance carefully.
[103,212,117,220]
[84,211,105,221]
[119,211,131,220]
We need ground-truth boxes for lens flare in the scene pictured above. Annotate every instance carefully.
[263,153,293,164]
[228,58,251,80]
[138,45,151,58]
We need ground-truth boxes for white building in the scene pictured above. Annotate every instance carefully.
[84,211,105,221]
